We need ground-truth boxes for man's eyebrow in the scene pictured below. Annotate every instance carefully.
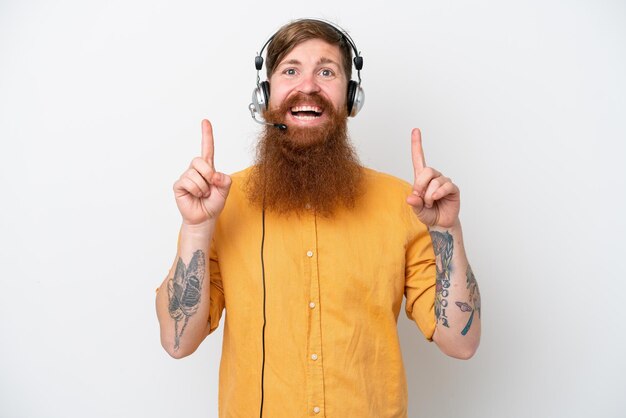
[317,57,340,66]
[278,59,302,67]
[277,57,340,67]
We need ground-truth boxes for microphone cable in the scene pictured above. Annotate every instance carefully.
[259,206,267,418]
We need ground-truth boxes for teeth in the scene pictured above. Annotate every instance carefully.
[293,114,319,120]
[291,105,322,113]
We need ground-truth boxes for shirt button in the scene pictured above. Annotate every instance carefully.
[311,353,318,361]
[306,250,314,257]
[313,406,321,414]
[309,302,316,309]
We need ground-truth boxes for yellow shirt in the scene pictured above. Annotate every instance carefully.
[206,167,436,418]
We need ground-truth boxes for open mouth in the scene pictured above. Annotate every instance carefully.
[290,105,324,121]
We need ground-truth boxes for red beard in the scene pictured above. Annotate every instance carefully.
[246,92,363,216]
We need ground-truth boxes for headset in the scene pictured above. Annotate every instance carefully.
[248,18,365,130]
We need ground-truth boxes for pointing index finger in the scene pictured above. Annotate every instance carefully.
[201,119,215,169]
[411,128,426,178]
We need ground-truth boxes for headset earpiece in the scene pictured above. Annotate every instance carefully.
[260,82,270,112]
[347,80,364,117]
[251,81,271,116]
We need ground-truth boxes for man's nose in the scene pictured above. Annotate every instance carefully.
[297,73,321,94]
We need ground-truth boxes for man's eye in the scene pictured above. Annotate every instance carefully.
[320,69,334,77]
[284,68,297,75]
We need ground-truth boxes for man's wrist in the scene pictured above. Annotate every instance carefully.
[181,220,216,237]
[429,217,461,233]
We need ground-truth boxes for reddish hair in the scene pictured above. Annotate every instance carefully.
[265,19,353,80]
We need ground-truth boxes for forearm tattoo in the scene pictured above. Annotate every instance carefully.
[430,230,453,328]
[168,250,206,350]
[455,265,481,335]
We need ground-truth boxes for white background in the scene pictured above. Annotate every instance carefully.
[1,0,625,417]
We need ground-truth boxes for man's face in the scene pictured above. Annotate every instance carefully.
[268,38,348,129]
[247,37,361,216]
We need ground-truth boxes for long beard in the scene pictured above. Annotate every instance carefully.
[245,92,363,217]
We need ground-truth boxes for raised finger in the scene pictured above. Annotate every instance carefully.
[201,119,215,169]
[411,128,426,179]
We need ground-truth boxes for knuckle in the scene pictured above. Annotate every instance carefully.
[192,157,205,167]
[193,159,212,176]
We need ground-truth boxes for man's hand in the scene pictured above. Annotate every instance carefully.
[406,128,460,228]
[173,119,232,226]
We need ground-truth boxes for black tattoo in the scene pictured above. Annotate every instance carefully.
[430,230,453,328]
[168,250,206,350]
[456,265,481,336]
[455,302,472,312]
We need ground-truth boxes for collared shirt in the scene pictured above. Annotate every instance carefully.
[206,167,436,418]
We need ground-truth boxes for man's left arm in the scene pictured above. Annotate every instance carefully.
[428,222,481,359]
[407,128,481,359]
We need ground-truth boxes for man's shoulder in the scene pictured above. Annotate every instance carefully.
[230,166,254,181]
[360,167,413,194]
[226,166,254,196]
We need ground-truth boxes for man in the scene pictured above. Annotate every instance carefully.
[156,19,481,418]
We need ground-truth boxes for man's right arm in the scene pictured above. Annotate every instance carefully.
[156,222,214,358]
[155,120,231,358]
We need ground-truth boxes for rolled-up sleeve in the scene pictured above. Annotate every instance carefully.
[404,212,437,341]
[207,238,225,335]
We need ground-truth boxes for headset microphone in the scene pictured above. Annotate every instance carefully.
[273,123,288,130]
[248,103,287,130]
